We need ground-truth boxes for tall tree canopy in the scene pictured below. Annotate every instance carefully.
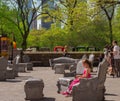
[0,0,48,50]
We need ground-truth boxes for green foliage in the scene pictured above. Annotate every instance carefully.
[113,6,120,44]
[0,1,22,47]
[40,25,67,50]
[27,29,46,47]
[27,0,113,50]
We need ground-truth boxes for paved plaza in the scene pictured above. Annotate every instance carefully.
[0,67,120,101]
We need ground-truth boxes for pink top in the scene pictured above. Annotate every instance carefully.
[83,69,91,78]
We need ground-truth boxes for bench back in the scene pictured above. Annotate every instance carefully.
[13,55,20,65]
[76,60,84,74]
[53,57,78,63]
[97,59,109,87]
[49,57,79,67]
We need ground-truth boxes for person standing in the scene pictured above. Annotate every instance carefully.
[63,45,69,57]
[112,40,120,77]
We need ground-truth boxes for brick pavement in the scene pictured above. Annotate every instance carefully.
[0,67,119,101]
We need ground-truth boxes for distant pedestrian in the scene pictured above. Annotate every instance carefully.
[103,45,114,76]
[63,45,69,57]
[112,40,120,77]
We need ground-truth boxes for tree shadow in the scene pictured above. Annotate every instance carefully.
[4,76,33,83]
[105,93,118,96]
[20,71,31,73]
[38,97,55,101]
[104,93,117,101]
[16,76,33,80]
[6,79,22,83]
[26,97,55,101]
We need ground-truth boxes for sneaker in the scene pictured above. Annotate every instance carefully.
[61,91,69,96]
[110,73,114,77]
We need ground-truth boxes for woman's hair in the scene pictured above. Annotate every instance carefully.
[64,45,68,48]
[82,59,92,69]
[113,40,117,44]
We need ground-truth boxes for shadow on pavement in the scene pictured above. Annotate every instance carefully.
[105,93,118,96]
[17,76,33,80]
[105,93,117,101]
[39,97,55,101]
[6,79,22,83]
[5,76,33,83]
[27,97,56,101]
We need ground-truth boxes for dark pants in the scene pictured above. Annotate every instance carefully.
[114,59,120,77]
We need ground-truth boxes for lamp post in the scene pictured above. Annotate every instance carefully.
[10,42,13,63]
[11,33,14,63]
[8,33,14,63]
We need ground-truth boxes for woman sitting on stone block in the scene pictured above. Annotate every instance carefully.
[61,59,92,97]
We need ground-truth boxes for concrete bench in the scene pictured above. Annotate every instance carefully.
[57,59,109,101]
[54,64,65,74]
[49,57,79,70]
[24,78,44,100]
[72,59,109,101]
[22,55,33,70]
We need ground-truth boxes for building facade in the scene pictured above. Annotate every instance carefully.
[28,0,55,30]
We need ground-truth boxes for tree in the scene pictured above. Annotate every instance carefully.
[1,0,120,50]
[0,1,17,34]
[97,0,116,45]
[113,6,120,43]
[0,0,22,48]
[91,0,120,44]
[15,0,45,50]
[0,0,48,50]
[45,0,89,47]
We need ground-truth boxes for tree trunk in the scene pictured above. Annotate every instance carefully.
[21,30,30,50]
[108,19,113,45]
[21,36,27,50]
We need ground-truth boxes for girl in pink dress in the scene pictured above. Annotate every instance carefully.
[61,59,92,96]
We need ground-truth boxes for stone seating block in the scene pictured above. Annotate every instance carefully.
[24,78,44,100]
[54,64,65,74]
[17,63,27,72]
[26,63,33,70]
[49,57,79,69]
[64,72,75,77]
[6,70,15,79]
[0,71,6,81]
[22,55,33,70]
[72,59,109,101]
[0,57,8,81]
[8,64,18,77]
[57,77,74,93]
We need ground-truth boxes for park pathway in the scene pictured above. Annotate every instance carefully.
[0,67,119,101]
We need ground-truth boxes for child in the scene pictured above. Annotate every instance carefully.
[61,59,92,96]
